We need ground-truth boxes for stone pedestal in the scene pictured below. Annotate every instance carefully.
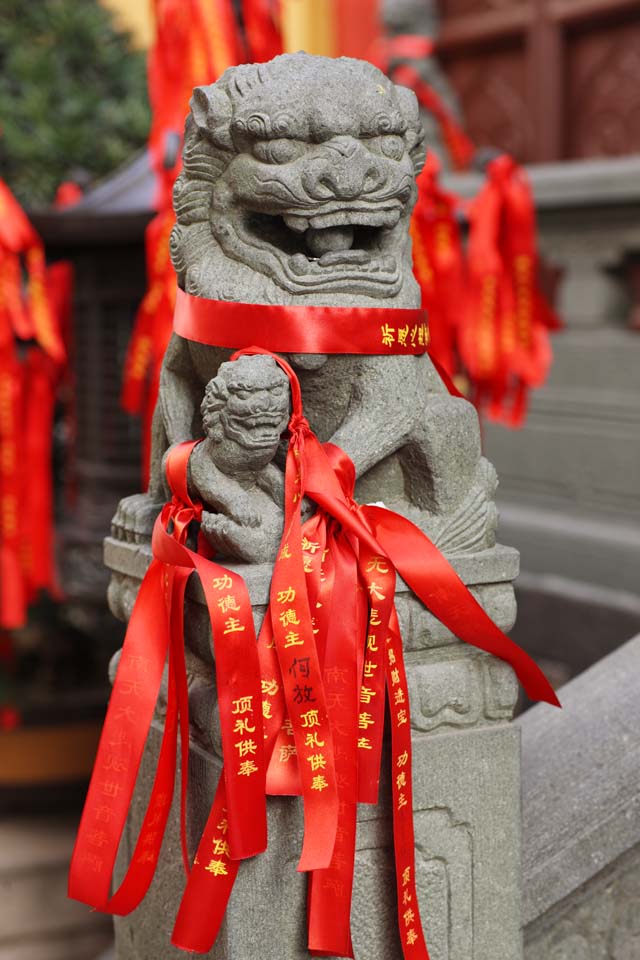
[105,537,521,960]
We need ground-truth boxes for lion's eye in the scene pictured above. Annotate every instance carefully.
[367,135,406,161]
[252,139,304,164]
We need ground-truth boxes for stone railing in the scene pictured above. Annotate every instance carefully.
[520,632,640,959]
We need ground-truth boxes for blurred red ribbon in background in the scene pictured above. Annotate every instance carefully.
[460,154,561,425]
[0,179,69,630]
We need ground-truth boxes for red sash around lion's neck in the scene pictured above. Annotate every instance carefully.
[173,288,431,355]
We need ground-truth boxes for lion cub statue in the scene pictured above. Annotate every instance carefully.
[190,355,289,562]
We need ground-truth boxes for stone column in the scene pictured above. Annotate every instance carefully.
[105,538,521,960]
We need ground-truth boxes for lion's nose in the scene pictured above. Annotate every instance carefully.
[252,393,271,413]
[304,138,386,200]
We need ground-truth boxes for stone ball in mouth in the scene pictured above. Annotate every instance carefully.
[305,225,355,257]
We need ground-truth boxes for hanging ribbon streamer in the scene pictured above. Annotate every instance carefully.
[411,152,466,380]
[69,439,267,916]
[0,348,25,629]
[460,155,561,426]
[393,62,474,172]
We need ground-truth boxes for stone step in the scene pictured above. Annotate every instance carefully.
[0,816,112,960]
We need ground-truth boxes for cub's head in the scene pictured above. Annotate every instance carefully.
[201,355,290,459]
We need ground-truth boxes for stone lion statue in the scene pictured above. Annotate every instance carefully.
[114,53,496,558]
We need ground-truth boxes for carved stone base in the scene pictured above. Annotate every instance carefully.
[105,538,521,959]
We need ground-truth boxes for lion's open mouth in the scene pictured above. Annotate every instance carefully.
[224,414,286,449]
[239,203,402,282]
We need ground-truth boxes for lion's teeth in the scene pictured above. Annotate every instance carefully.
[308,209,400,230]
[289,252,397,276]
[319,250,371,266]
[306,225,354,256]
[283,215,310,233]
[290,253,309,274]
[310,211,351,229]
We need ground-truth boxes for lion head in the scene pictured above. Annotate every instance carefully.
[201,355,290,462]
[170,53,425,307]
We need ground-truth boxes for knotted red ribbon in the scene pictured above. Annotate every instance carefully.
[169,346,558,959]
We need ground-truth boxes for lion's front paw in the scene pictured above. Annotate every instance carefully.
[111,493,164,544]
[232,503,262,528]
[200,511,276,564]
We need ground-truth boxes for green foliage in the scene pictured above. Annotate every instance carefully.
[0,0,150,208]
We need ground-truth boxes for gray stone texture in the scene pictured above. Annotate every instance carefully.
[520,633,640,959]
[107,53,523,959]
[188,355,289,562]
[0,818,112,960]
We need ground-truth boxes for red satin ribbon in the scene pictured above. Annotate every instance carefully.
[0,350,25,629]
[411,152,466,380]
[172,346,557,960]
[69,440,267,915]
[173,288,430,355]
[73,344,558,958]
